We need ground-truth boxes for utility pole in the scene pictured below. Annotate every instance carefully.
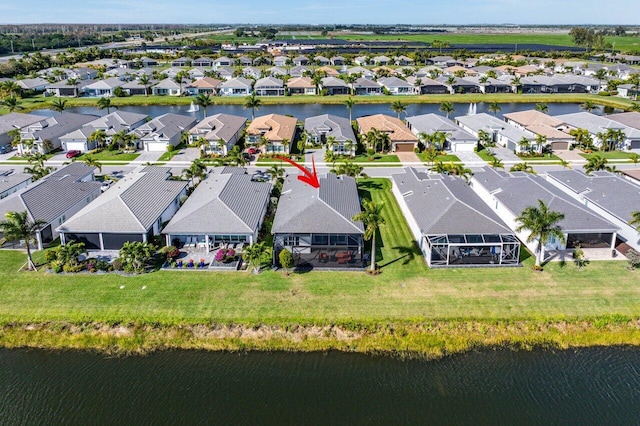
[10,39,14,54]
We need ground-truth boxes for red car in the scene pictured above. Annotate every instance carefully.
[247,147,259,155]
[66,150,81,159]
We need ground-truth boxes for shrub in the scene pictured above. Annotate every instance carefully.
[95,260,110,271]
[50,260,63,273]
[598,91,611,96]
[161,245,180,259]
[44,250,57,264]
[62,263,85,273]
[112,258,124,271]
[214,248,236,262]
[167,145,175,153]
[628,249,640,270]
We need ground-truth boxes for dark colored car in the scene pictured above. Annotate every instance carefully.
[65,150,81,159]
[0,145,11,154]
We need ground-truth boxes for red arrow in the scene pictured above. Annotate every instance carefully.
[275,156,320,189]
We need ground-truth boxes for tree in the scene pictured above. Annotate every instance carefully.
[344,97,356,122]
[390,100,407,119]
[580,100,597,113]
[594,68,608,91]
[243,93,261,120]
[573,245,587,270]
[515,199,566,268]
[490,157,504,169]
[596,128,625,152]
[518,137,532,153]
[1,96,23,112]
[331,161,368,178]
[119,241,157,273]
[534,103,548,114]
[174,70,189,94]
[0,211,46,270]
[510,162,536,174]
[243,241,268,273]
[138,74,152,97]
[488,101,502,116]
[352,200,385,273]
[569,128,593,151]
[279,248,294,276]
[439,101,455,118]
[511,76,521,93]
[630,211,640,232]
[67,77,80,97]
[50,98,68,113]
[88,129,107,150]
[194,93,214,117]
[97,97,113,114]
[584,154,615,174]
[81,155,102,173]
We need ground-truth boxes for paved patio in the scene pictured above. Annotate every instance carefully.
[544,247,626,263]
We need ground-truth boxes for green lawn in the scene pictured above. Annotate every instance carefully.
[476,150,496,162]
[157,144,186,161]
[417,153,461,163]
[78,150,140,162]
[1,178,639,325]
[337,154,401,163]
[580,151,638,160]
[517,153,563,161]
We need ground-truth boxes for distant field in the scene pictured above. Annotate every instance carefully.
[278,33,640,53]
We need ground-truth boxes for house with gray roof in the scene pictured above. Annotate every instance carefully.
[0,169,31,200]
[18,112,96,154]
[0,163,100,250]
[304,114,357,156]
[171,57,191,67]
[347,66,375,79]
[320,77,350,95]
[254,76,285,96]
[0,112,46,151]
[152,77,190,96]
[193,57,213,67]
[407,76,449,95]
[242,66,262,79]
[554,112,640,150]
[377,76,414,95]
[406,113,477,153]
[83,77,126,97]
[546,170,640,251]
[391,168,520,267]
[131,113,197,152]
[46,78,96,97]
[372,55,391,66]
[289,65,309,78]
[272,173,364,269]
[60,111,148,153]
[607,112,640,133]
[351,77,383,96]
[471,168,619,261]
[163,168,271,250]
[15,77,49,92]
[455,113,537,153]
[218,77,252,96]
[57,166,188,251]
[188,113,247,156]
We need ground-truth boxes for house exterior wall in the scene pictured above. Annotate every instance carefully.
[0,180,30,200]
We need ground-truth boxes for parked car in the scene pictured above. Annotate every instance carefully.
[0,145,12,154]
[100,180,114,192]
[65,150,81,159]
[241,152,252,161]
[247,147,260,155]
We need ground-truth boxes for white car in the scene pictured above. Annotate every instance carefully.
[100,180,114,192]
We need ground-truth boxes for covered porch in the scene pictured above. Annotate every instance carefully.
[425,233,521,268]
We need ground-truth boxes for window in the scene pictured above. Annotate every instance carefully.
[330,235,348,245]
[312,234,328,245]
[283,236,300,246]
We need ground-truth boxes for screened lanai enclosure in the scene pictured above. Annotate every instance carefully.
[424,233,520,267]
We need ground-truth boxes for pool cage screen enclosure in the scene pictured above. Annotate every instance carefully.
[424,233,520,267]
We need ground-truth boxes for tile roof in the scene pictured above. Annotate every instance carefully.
[356,114,418,142]
[189,113,247,143]
[406,114,476,142]
[56,167,187,233]
[391,168,513,235]
[472,168,617,233]
[0,112,46,135]
[272,173,364,234]
[304,114,356,142]
[163,169,272,235]
[0,169,31,194]
[246,114,297,141]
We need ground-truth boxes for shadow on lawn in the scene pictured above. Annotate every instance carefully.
[378,242,422,269]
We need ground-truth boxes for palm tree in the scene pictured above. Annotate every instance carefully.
[50,98,68,113]
[511,76,522,93]
[88,129,107,150]
[596,128,625,152]
[1,96,23,112]
[439,101,455,118]
[243,93,260,120]
[97,97,113,115]
[584,154,615,174]
[81,155,102,173]
[0,211,47,271]
[479,75,490,92]
[594,68,608,91]
[630,211,640,232]
[390,100,407,120]
[138,74,152,97]
[490,157,504,169]
[111,129,127,150]
[243,241,269,274]
[174,70,189,94]
[194,93,214,118]
[569,128,593,151]
[352,200,385,273]
[580,100,597,113]
[515,200,565,268]
[0,81,21,98]
[344,97,356,122]
[534,103,549,114]
[510,162,536,174]
[67,77,79,97]
[488,101,502,116]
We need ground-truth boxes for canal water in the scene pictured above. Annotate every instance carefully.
[1,347,639,424]
[31,101,602,121]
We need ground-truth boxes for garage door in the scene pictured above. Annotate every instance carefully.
[395,143,415,152]
[630,141,640,149]
[507,140,516,151]
[551,141,569,151]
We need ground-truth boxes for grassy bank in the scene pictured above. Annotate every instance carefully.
[0,178,638,355]
[3,93,637,115]
[1,319,639,358]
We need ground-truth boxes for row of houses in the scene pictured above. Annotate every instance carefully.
[2,161,638,270]
[5,108,640,157]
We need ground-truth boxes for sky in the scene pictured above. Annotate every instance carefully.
[1,0,638,25]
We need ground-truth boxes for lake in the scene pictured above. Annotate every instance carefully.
[1,347,639,424]
[31,101,604,121]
